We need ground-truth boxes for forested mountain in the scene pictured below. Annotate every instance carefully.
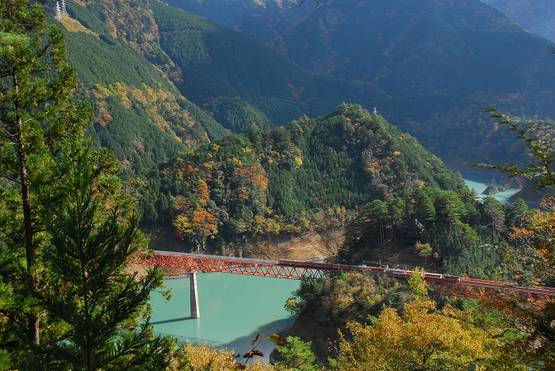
[54,1,226,174]
[148,1,388,132]
[141,105,464,253]
[165,0,309,42]
[3,3,554,369]
[62,0,390,137]
[169,0,555,165]
[482,0,555,42]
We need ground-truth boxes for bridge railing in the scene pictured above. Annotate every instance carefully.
[132,251,555,299]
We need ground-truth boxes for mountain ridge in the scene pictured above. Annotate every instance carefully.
[168,0,555,165]
[482,0,555,42]
[141,104,464,253]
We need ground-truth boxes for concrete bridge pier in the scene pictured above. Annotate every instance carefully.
[189,272,200,319]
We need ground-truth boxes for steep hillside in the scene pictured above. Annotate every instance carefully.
[274,0,555,165]
[482,0,555,42]
[168,0,555,166]
[55,1,226,173]
[148,1,387,132]
[63,0,387,134]
[142,105,464,253]
[165,0,308,42]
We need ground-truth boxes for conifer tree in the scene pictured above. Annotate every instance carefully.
[0,0,89,348]
[1,2,174,368]
[36,148,173,370]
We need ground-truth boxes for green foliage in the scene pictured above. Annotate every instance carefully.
[331,299,523,370]
[91,93,184,172]
[149,0,388,131]
[60,0,226,175]
[408,268,429,299]
[0,351,9,371]
[36,149,173,370]
[291,273,415,327]
[479,108,555,189]
[275,337,319,371]
[415,242,434,259]
[0,2,173,367]
[170,0,555,164]
[205,96,272,132]
[0,0,93,352]
[340,183,534,279]
[506,198,530,228]
[64,30,165,88]
[289,274,533,368]
[144,105,462,252]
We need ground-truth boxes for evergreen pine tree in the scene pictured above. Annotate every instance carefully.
[36,149,174,370]
[0,0,89,349]
[1,2,174,368]
[506,198,530,228]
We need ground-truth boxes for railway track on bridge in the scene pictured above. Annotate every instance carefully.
[134,251,555,300]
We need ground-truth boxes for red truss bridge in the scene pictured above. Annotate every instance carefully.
[135,251,555,300]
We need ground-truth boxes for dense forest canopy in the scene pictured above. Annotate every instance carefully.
[60,0,226,175]
[1,0,554,369]
[140,104,464,252]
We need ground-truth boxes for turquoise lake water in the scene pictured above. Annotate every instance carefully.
[463,178,520,203]
[150,273,299,359]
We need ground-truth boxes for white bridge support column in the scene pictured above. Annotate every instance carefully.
[189,272,200,319]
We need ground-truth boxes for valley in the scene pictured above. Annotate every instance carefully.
[169,0,555,165]
[1,0,553,369]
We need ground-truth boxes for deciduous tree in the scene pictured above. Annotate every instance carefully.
[333,300,516,370]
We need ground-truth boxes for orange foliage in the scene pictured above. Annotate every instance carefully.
[96,104,112,127]
[192,208,218,238]
[173,195,192,214]
[184,164,197,174]
[196,179,210,206]
[235,164,269,190]
[89,82,204,146]
[510,209,555,268]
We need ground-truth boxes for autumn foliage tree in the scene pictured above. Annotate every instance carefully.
[478,107,554,367]
[332,299,518,370]
[143,105,462,255]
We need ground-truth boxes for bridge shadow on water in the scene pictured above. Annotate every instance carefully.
[151,316,194,325]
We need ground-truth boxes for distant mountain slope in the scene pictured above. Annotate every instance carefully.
[65,0,387,134]
[168,0,555,165]
[165,0,309,42]
[482,0,555,42]
[148,0,388,132]
[56,1,226,173]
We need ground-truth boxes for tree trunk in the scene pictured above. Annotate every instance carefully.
[13,71,40,344]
